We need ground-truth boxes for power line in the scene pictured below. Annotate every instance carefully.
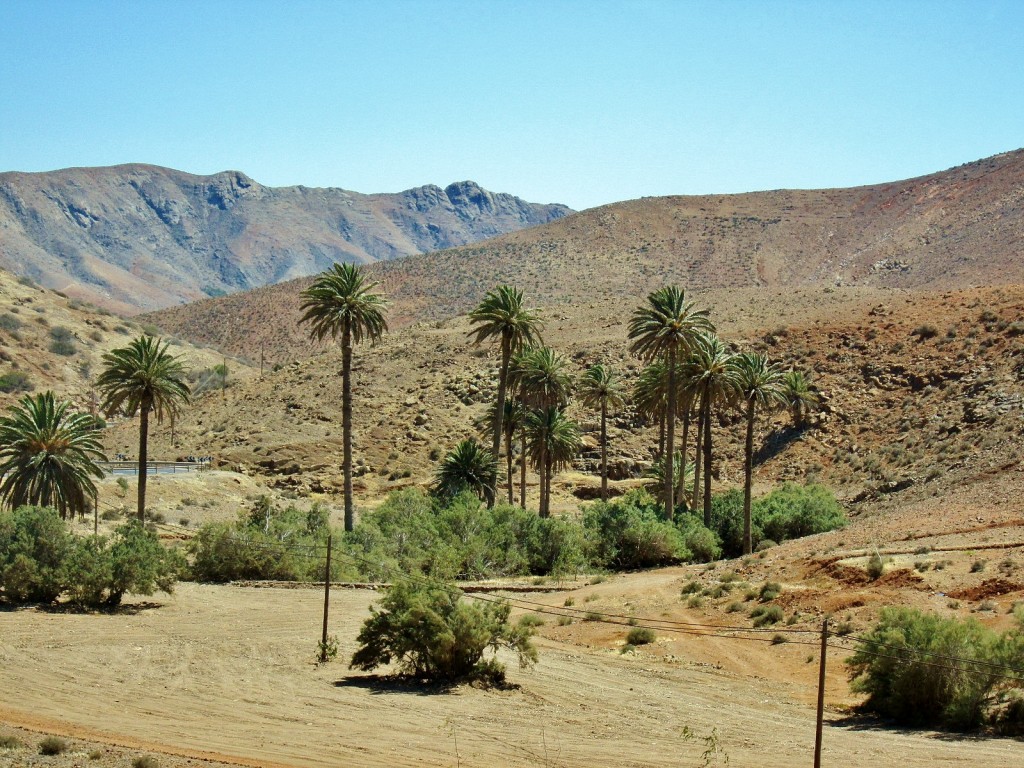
[828,639,1024,685]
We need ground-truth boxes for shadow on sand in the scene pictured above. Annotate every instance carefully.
[335,674,520,696]
[829,713,1022,744]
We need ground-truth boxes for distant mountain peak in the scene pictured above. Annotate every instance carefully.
[0,164,573,314]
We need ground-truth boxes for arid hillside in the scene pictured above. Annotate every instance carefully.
[0,269,255,414]
[108,284,1024,531]
[145,148,1024,365]
[0,165,571,314]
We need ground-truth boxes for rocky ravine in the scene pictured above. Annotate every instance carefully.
[0,164,572,314]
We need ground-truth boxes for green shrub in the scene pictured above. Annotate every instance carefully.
[0,506,77,603]
[704,484,845,558]
[189,496,341,582]
[518,613,545,627]
[750,605,784,627]
[39,736,68,755]
[0,370,32,393]
[63,521,184,608]
[133,756,160,768]
[676,514,722,562]
[756,483,846,544]
[759,582,782,601]
[680,579,702,595]
[582,490,689,569]
[0,314,22,333]
[48,338,76,356]
[0,507,182,608]
[350,578,537,683]
[0,734,22,749]
[626,627,656,645]
[848,607,1024,730]
[866,552,885,580]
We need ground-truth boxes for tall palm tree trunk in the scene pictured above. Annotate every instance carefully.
[676,400,691,508]
[137,403,150,522]
[658,413,666,458]
[538,435,548,518]
[505,429,514,505]
[702,395,713,527]
[663,348,677,521]
[490,336,512,508]
[600,400,609,501]
[692,393,704,510]
[542,453,553,518]
[743,399,756,555]
[342,324,354,532]
[519,426,527,509]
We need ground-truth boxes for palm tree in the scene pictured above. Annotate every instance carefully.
[299,263,388,531]
[783,369,819,428]
[627,286,714,521]
[688,334,738,526]
[579,364,625,500]
[97,336,190,522]
[731,352,785,554]
[524,407,581,517]
[433,439,498,506]
[467,286,543,506]
[634,360,694,507]
[0,391,107,519]
[633,361,670,457]
[484,399,525,505]
[510,346,572,516]
[645,450,694,507]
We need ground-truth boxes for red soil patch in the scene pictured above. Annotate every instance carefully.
[947,578,1024,601]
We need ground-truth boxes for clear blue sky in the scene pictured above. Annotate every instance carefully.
[1,1,1021,210]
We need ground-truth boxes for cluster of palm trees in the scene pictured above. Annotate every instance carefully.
[459,286,609,517]
[628,287,818,553]
[0,262,817,559]
[0,336,191,524]
[455,283,818,553]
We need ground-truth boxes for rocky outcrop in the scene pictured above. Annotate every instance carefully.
[0,164,572,313]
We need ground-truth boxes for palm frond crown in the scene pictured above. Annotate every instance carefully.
[0,391,107,518]
[579,364,626,412]
[627,286,715,362]
[97,336,191,421]
[509,346,573,409]
[466,285,543,351]
[433,439,497,505]
[298,263,389,345]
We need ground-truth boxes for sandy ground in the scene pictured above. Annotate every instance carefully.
[1,578,1021,768]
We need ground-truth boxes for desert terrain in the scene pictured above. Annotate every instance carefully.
[3,150,1024,766]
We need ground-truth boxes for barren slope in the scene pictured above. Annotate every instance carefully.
[146,149,1024,364]
[0,269,254,414]
[104,285,1024,530]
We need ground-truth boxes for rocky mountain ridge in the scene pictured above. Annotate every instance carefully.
[0,164,572,314]
[146,148,1024,365]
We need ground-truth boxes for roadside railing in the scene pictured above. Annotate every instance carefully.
[98,460,210,476]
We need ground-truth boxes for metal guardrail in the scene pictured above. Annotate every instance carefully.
[98,460,210,476]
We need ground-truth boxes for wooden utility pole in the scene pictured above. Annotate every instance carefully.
[319,533,333,663]
[814,617,829,768]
